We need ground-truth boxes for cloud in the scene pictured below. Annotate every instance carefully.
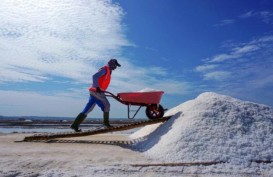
[206,35,273,63]
[239,11,255,18]
[250,35,273,44]
[209,44,260,62]
[204,71,231,81]
[195,64,217,72]
[202,37,269,64]
[0,0,187,92]
[239,10,273,24]
[0,0,132,84]
[0,0,196,116]
[195,34,273,104]
[214,19,235,27]
[108,61,192,95]
[145,46,158,52]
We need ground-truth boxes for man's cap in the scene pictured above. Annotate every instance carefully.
[110,59,121,67]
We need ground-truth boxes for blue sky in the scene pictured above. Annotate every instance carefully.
[0,0,272,118]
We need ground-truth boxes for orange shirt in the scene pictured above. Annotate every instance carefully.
[89,66,111,91]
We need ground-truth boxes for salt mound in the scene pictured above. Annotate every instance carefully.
[137,88,161,92]
[133,92,273,163]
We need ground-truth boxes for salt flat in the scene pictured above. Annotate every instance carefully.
[1,92,273,177]
[0,133,267,177]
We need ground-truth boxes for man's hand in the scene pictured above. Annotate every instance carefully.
[96,87,102,93]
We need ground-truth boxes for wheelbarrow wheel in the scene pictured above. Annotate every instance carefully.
[146,104,164,119]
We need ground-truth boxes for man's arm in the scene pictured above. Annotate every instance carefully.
[92,67,106,88]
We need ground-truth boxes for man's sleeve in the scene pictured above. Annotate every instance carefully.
[92,67,106,88]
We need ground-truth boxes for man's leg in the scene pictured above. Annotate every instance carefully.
[70,95,96,132]
[90,91,111,127]
[103,112,111,127]
[70,113,86,132]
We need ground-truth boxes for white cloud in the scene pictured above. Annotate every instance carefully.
[195,64,217,72]
[0,0,195,116]
[195,34,273,105]
[0,66,48,83]
[232,45,260,55]
[209,53,238,62]
[239,10,273,24]
[214,19,235,27]
[153,80,192,95]
[145,46,158,52]
[0,0,185,92]
[209,44,260,62]
[204,71,231,81]
[108,61,191,95]
[239,11,255,18]
[252,35,273,43]
[208,35,273,63]
[0,0,132,84]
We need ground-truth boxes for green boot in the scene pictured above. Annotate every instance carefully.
[103,112,112,128]
[70,113,87,132]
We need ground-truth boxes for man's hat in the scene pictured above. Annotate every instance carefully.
[108,58,121,70]
[109,59,121,67]
[111,59,121,67]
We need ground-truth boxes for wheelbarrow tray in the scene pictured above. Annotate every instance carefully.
[117,91,164,105]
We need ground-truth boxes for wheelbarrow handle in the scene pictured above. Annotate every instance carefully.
[103,90,114,96]
[104,91,119,100]
[104,91,127,104]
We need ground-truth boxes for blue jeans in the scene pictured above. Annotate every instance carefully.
[81,91,110,115]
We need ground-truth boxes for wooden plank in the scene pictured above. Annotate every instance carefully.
[131,161,225,167]
[22,116,172,141]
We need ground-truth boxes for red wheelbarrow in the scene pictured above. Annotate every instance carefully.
[104,91,165,119]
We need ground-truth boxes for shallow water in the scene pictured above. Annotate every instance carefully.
[0,126,97,134]
[0,126,138,134]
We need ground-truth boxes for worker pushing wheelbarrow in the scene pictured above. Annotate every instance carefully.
[105,90,166,119]
[70,58,166,132]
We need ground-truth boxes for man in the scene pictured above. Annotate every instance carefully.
[70,59,121,132]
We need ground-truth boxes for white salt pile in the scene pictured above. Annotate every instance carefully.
[137,88,161,92]
[131,92,273,164]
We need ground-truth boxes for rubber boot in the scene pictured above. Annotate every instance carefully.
[103,112,112,128]
[70,113,87,132]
